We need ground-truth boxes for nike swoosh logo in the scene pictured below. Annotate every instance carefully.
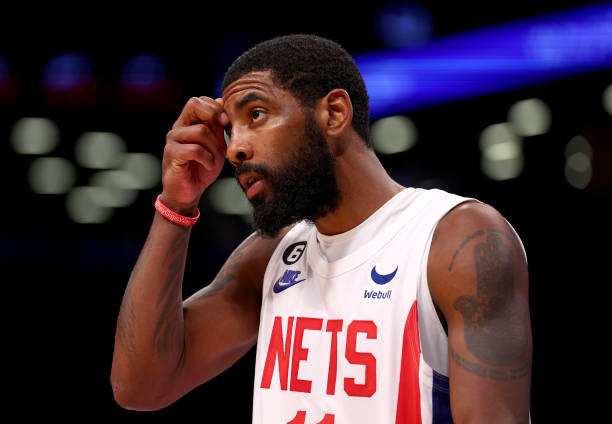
[273,276,306,293]
[277,278,305,287]
[371,266,398,285]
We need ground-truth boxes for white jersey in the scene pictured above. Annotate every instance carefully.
[252,188,471,424]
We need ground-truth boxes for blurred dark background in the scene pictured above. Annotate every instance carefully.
[2,2,610,421]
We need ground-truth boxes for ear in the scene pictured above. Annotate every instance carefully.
[315,89,354,138]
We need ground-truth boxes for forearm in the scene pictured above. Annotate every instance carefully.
[111,212,191,407]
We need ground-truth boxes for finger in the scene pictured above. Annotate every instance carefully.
[197,96,228,127]
[167,124,227,159]
[164,140,216,171]
[214,97,229,126]
[173,96,226,129]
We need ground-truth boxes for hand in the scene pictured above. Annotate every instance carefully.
[161,96,229,215]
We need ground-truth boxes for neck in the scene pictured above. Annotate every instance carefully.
[314,144,404,235]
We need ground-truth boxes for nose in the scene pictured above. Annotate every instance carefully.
[226,129,254,167]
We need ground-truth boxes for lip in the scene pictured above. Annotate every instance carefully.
[246,179,264,199]
[238,171,264,199]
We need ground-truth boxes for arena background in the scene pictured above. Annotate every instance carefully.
[2,2,610,421]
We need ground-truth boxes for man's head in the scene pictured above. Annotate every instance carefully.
[222,34,370,146]
[221,35,370,237]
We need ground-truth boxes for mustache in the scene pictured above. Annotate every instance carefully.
[234,163,272,180]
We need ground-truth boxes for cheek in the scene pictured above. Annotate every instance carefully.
[265,114,295,135]
[260,118,302,151]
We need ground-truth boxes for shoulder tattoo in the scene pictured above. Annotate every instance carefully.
[449,228,531,379]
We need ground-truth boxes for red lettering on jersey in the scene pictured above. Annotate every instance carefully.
[290,317,323,393]
[325,319,343,395]
[261,316,378,397]
[261,316,294,390]
[344,320,377,397]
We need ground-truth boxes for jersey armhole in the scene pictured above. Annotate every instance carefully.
[416,223,450,377]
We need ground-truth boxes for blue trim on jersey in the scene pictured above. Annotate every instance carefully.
[432,370,454,424]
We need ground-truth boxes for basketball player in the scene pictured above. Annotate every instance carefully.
[111,35,532,423]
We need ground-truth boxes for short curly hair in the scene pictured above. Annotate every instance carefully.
[222,34,371,147]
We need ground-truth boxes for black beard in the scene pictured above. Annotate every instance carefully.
[235,114,340,238]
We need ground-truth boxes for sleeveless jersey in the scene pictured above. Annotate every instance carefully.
[252,188,471,424]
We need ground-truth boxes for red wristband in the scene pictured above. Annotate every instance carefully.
[154,195,200,226]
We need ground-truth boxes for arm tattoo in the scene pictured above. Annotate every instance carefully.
[116,241,151,355]
[451,229,530,375]
[192,234,258,300]
[153,230,190,357]
[450,346,531,381]
[116,227,191,360]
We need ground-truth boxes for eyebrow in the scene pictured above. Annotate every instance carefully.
[235,92,270,111]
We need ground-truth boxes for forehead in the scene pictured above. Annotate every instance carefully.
[222,71,290,107]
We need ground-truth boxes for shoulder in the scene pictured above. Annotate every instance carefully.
[429,200,523,266]
[427,201,528,316]
[225,225,297,291]
[186,224,296,307]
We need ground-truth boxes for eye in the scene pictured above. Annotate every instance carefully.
[251,109,266,122]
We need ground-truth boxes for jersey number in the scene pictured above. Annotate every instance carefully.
[287,410,335,424]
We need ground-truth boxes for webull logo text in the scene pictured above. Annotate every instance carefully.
[363,289,392,299]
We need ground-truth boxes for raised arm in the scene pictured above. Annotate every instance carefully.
[110,96,284,410]
[428,201,532,423]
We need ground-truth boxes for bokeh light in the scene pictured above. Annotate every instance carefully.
[371,115,418,154]
[564,135,593,189]
[10,117,60,155]
[66,187,114,224]
[27,157,76,194]
[508,98,552,137]
[118,153,162,190]
[75,132,127,169]
[89,170,140,208]
[42,53,92,91]
[207,177,252,216]
[375,2,433,48]
[479,123,524,180]
[565,135,593,159]
[121,53,166,91]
